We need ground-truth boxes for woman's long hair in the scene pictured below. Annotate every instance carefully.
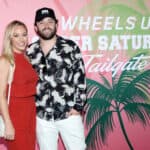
[2,20,28,65]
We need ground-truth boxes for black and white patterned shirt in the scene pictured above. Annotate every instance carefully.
[26,36,86,121]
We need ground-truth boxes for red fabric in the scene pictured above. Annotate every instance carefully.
[6,52,38,150]
[11,52,38,97]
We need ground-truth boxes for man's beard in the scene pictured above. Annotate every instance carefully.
[37,27,57,40]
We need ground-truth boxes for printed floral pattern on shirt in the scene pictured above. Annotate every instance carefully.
[26,36,86,121]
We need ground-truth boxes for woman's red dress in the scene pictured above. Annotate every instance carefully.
[6,52,38,150]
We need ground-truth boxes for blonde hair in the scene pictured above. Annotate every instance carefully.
[2,20,28,65]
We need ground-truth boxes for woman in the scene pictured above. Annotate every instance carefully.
[0,20,38,150]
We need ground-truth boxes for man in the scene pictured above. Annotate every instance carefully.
[26,7,86,150]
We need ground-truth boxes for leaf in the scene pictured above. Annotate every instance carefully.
[86,111,114,149]
[85,98,112,127]
[124,102,150,126]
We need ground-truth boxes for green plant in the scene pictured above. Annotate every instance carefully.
[85,64,150,150]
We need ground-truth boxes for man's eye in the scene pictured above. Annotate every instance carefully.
[13,34,18,37]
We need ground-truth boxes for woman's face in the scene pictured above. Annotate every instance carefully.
[11,25,28,53]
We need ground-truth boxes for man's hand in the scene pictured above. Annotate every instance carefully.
[67,108,80,116]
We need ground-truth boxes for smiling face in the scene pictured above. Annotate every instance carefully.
[11,25,28,53]
[35,17,57,40]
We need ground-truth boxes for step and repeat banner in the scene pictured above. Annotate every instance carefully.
[0,0,150,150]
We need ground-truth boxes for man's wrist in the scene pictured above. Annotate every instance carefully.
[73,104,83,112]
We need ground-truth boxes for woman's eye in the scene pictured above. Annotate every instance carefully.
[13,34,19,37]
[23,33,28,37]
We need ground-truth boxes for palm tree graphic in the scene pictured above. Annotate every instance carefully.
[85,55,150,150]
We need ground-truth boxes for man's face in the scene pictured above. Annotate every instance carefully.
[35,17,57,40]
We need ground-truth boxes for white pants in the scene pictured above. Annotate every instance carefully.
[36,115,86,150]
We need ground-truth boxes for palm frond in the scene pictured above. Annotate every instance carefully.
[85,98,113,127]
[86,111,114,150]
[113,70,138,102]
[114,71,140,101]
[124,103,150,126]
[86,78,113,101]
[120,70,150,102]
[87,81,99,98]
[98,73,112,89]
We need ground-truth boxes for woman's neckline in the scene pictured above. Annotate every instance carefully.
[13,50,24,56]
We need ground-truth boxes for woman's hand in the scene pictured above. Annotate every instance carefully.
[4,121,15,140]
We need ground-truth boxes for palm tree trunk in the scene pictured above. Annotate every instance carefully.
[117,111,134,150]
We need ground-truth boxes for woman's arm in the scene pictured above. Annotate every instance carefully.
[0,56,15,140]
